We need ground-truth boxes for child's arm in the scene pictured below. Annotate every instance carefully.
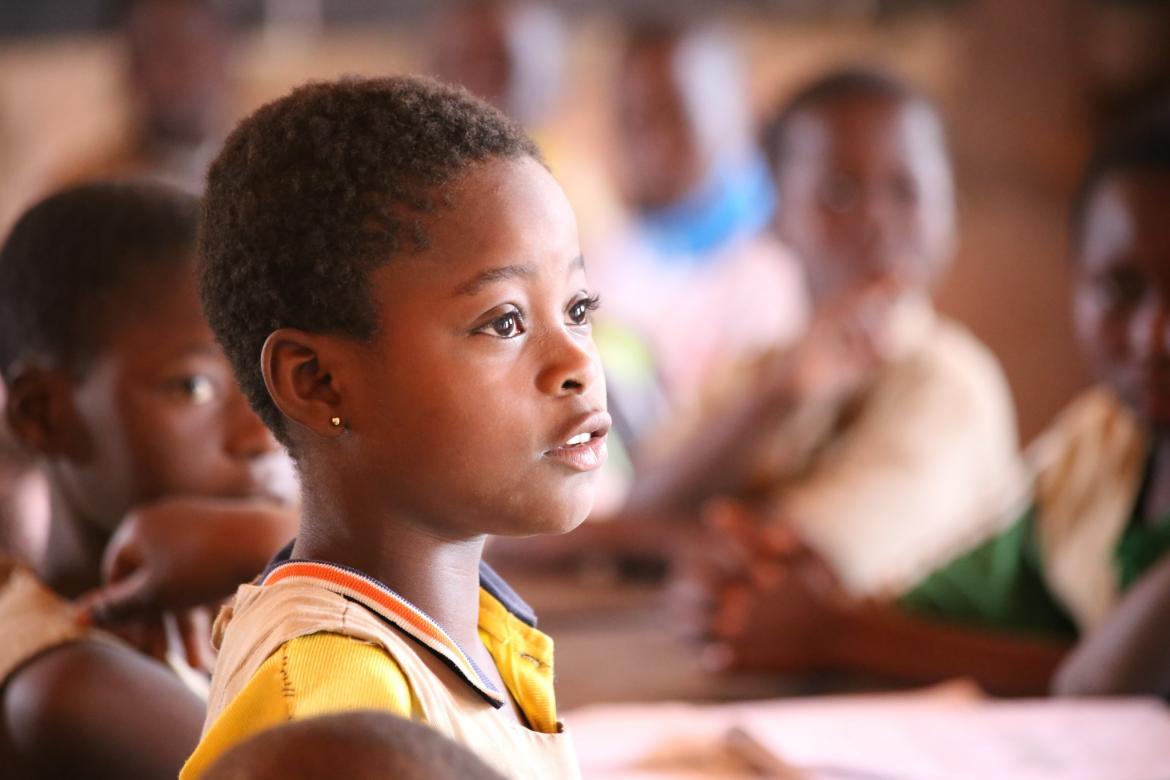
[1052,553,1170,697]
[4,641,204,779]
[830,601,1072,695]
[698,561,1070,696]
[78,496,298,621]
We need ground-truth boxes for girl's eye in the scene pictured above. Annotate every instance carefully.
[568,294,601,326]
[488,311,525,338]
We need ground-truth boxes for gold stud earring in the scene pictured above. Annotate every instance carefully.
[330,416,342,428]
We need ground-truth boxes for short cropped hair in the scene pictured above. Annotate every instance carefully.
[199,75,541,443]
[1072,103,1170,244]
[0,181,199,379]
[762,67,944,179]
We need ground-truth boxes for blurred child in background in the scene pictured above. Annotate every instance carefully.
[634,68,1021,598]
[61,0,232,192]
[695,105,1170,699]
[0,181,295,779]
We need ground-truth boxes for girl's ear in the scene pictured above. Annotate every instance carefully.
[261,329,348,439]
[4,364,81,457]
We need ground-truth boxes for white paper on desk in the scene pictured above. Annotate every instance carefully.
[568,701,734,777]
[566,684,970,778]
[567,691,1170,780]
[739,696,1170,780]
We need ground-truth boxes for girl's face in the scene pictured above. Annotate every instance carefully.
[1075,171,1170,426]
[330,156,609,539]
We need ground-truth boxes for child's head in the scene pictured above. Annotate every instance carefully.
[200,76,607,539]
[428,0,567,128]
[203,711,505,780]
[0,181,280,535]
[122,0,230,146]
[1071,105,1170,427]
[613,22,751,212]
[763,68,955,306]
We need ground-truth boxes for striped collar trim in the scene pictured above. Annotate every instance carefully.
[261,558,506,708]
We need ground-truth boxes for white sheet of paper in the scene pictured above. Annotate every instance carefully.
[566,686,1170,780]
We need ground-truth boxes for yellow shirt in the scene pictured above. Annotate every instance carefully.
[181,560,560,779]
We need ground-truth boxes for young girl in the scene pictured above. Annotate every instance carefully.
[181,76,607,779]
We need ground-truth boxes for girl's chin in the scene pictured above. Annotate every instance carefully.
[512,501,596,539]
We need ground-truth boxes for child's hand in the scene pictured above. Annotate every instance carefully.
[675,498,851,673]
[76,496,297,622]
[774,279,901,404]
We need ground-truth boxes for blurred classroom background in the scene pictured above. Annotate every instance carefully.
[4,0,1169,444]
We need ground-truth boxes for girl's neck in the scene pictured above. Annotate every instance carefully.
[293,492,488,655]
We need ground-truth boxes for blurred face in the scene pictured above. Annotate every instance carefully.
[335,157,608,539]
[126,0,228,144]
[1074,172,1170,427]
[774,95,954,305]
[431,4,513,113]
[614,42,706,211]
[53,265,282,532]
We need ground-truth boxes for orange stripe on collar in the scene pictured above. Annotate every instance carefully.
[261,559,505,708]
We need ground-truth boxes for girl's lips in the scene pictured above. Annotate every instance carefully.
[543,433,608,472]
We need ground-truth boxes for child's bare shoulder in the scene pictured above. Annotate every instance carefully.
[4,641,203,779]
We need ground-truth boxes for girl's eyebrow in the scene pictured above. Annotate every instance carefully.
[452,264,535,297]
[452,255,585,297]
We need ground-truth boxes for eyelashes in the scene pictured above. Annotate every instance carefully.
[569,293,601,325]
[487,310,524,338]
[475,292,601,340]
